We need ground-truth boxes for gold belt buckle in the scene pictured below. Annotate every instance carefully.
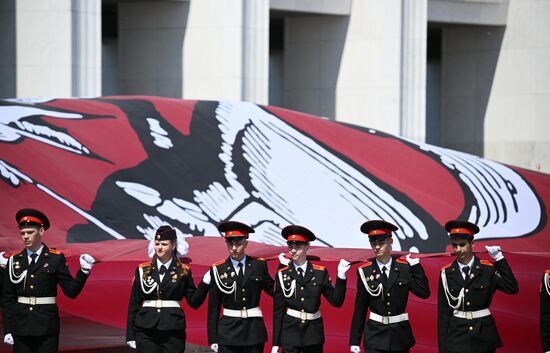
[156,300,162,308]
[29,297,36,306]
[465,312,473,320]
[241,308,248,319]
[300,310,307,321]
[382,316,390,325]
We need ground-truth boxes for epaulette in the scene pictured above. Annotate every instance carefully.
[212,258,225,267]
[49,249,63,255]
[441,262,453,271]
[480,260,494,267]
[359,260,373,269]
[138,261,150,268]
[312,264,325,271]
[278,265,289,272]
[396,257,408,265]
[545,269,550,274]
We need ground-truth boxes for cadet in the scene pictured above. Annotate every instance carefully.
[207,221,275,353]
[349,220,430,353]
[2,208,95,353]
[272,225,350,353]
[438,220,519,353]
[126,225,210,353]
[541,269,550,353]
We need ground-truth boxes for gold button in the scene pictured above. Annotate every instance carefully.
[387,302,391,306]
[465,289,469,293]
[301,287,304,290]
[157,309,161,313]
[466,302,470,306]
[30,285,34,289]
[29,307,33,311]
[387,311,391,315]
[301,298,304,302]
[469,326,473,331]
[301,320,305,324]
[31,274,35,278]
[242,289,245,292]
[242,297,246,301]
[387,293,390,297]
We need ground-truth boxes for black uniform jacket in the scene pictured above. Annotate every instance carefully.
[437,256,519,353]
[207,256,274,346]
[541,270,550,353]
[2,245,89,336]
[349,257,430,351]
[272,262,346,347]
[126,260,209,341]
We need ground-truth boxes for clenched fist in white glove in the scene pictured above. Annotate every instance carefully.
[485,245,504,261]
[405,254,420,266]
[0,252,8,267]
[202,270,211,285]
[337,259,351,279]
[126,341,136,349]
[350,345,361,353]
[278,252,290,266]
[271,346,280,353]
[4,334,14,345]
[79,254,95,273]
[210,343,219,352]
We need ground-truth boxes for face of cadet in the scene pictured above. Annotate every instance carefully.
[370,237,393,261]
[19,226,43,251]
[155,240,176,262]
[226,238,247,261]
[451,238,474,263]
[288,242,309,264]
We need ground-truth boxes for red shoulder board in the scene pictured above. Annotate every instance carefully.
[441,262,453,270]
[49,249,62,255]
[212,258,225,267]
[138,262,150,268]
[480,260,494,267]
[278,265,289,272]
[359,261,373,269]
[182,263,190,270]
[396,258,408,265]
[313,264,326,271]
[545,269,550,274]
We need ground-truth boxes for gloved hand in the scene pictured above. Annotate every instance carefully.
[337,259,351,279]
[4,334,14,345]
[210,343,219,352]
[405,254,420,266]
[126,341,136,349]
[271,346,280,353]
[203,270,211,285]
[0,251,8,267]
[350,345,361,353]
[485,245,504,261]
[278,252,290,266]
[79,254,95,273]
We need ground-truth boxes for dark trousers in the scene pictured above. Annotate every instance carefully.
[282,344,323,353]
[13,335,59,353]
[135,328,185,353]
[219,343,264,353]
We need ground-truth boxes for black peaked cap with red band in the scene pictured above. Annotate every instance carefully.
[155,225,177,241]
[360,220,398,241]
[282,225,316,243]
[218,221,255,239]
[16,208,50,230]
[445,220,479,240]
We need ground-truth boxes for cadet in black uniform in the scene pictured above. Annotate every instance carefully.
[272,225,350,353]
[349,220,430,353]
[541,269,550,353]
[2,208,95,353]
[206,221,275,353]
[438,220,519,353]
[126,225,210,353]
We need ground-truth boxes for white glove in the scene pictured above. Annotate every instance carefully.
[278,252,290,266]
[405,254,420,266]
[202,270,211,285]
[0,252,8,267]
[210,343,219,352]
[4,334,14,345]
[350,345,361,353]
[485,245,504,261]
[337,259,351,279]
[80,254,95,273]
[271,346,280,353]
[126,341,136,349]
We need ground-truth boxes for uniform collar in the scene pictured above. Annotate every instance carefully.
[156,257,173,270]
[26,244,44,258]
[376,258,392,272]
[457,256,475,272]
[293,261,308,273]
[230,255,247,269]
